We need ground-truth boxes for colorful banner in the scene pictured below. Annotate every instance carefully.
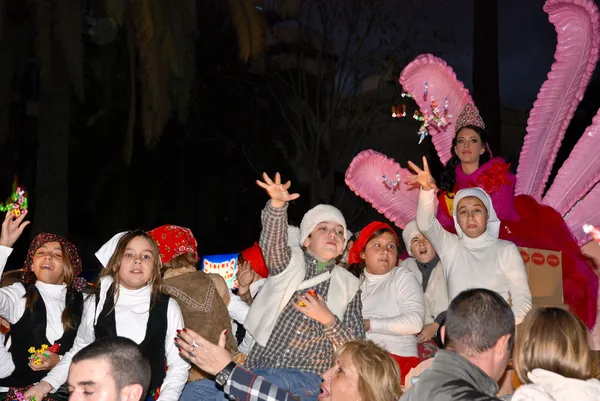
[201,253,239,289]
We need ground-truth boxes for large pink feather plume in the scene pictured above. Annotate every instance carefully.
[565,182,600,246]
[344,150,418,229]
[399,54,473,165]
[515,0,600,200]
[544,109,600,215]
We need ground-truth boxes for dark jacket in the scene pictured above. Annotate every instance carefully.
[401,350,503,401]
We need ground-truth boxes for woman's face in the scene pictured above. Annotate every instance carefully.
[118,236,156,290]
[320,355,361,401]
[455,128,486,165]
[32,241,66,285]
[361,232,398,275]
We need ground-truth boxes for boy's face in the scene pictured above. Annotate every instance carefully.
[456,196,489,238]
[303,221,345,262]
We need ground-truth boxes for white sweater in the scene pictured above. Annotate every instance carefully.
[42,276,189,401]
[512,369,600,401]
[0,245,66,385]
[416,189,532,323]
[400,258,448,324]
[361,267,424,357]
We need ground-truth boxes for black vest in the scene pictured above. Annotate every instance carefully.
[94,284,170,394]
[0,285,83,387]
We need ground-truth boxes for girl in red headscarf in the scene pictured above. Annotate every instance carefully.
[148,225,243,382]
[0,211,86,401]
[347,221,425,385]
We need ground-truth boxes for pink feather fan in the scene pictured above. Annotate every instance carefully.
[516,0,600,201]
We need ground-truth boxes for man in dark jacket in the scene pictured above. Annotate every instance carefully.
[401,288,514,401]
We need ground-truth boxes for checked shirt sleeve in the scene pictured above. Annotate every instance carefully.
[224,366,299,401]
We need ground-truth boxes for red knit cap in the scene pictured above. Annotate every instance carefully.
[240,243,268,278]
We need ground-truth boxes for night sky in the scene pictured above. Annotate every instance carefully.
[433,0,561,109]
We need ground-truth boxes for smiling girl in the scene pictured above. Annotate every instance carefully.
[0,212,86,401]
[28,230,189,401]
[347,221,424,384]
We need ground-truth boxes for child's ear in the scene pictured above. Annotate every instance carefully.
[303,237,311,248]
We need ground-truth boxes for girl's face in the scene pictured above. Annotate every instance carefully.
[361,232,398,275]
[409,234,437,264]
[118,236,156,290]
[319,355,361,401]
[456,196,489,238]
[32,241,66,285]
[455,128,486,165]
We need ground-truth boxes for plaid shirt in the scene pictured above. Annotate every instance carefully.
[225,366,299,401]
[245,201,365,375]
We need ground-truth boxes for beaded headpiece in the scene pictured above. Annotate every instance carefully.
[455,102,485,133]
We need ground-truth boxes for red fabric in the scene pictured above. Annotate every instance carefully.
[148,225,198,265]
[389,353,420,386]
[240,242,269,278]
[348,221,399,265]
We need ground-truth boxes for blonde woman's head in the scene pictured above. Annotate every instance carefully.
[320,340,402,401]
[514,307,593,383]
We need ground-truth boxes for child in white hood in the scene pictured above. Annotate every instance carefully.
[512,307,600,401]
[408,157,532,324]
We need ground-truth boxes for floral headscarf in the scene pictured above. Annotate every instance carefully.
[148,225,198,265]
[21,233,87,292]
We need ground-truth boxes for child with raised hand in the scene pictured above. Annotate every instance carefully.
[0,211,87,401]
[407,157,532,324]
[181,173,364,401]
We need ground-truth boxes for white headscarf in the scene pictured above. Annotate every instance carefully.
[95,231,127,267]
[452,187,500,239]
[402,220,421,256]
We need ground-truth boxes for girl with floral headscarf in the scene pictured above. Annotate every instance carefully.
[0,212,86,401]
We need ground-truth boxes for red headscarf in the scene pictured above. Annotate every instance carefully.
[347,222,399,265]
[22,232,86,292]
[148,225,198,265]
[240,243,268,278]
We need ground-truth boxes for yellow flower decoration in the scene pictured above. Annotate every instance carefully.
[28,347,35,353]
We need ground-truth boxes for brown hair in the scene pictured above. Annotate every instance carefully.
[335,340,402,401]
[163,252,197,271]
[346,228,400,277]
[26,242,76,330]
[96,230,163,306]
[514,307,594,383]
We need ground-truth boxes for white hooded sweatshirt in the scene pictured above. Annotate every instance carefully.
[416,187,532,323]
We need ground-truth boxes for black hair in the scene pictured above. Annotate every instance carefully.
[445,288,515,355]
[72,336,151,400]
[438,125,492,195]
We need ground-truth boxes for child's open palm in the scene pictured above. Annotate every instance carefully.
[407,157,437,191]
[256,172,300,208]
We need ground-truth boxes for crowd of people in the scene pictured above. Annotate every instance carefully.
[0,98,597,401]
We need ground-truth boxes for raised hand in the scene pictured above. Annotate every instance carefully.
[236,261,256,291]
[256,172,300,208]
[0,210,30,248]
[407,157,437,191]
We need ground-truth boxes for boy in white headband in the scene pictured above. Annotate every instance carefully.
[181,173,363,401]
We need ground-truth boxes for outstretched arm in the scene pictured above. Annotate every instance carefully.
[257,173,300,276]
[408,158,459,269]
